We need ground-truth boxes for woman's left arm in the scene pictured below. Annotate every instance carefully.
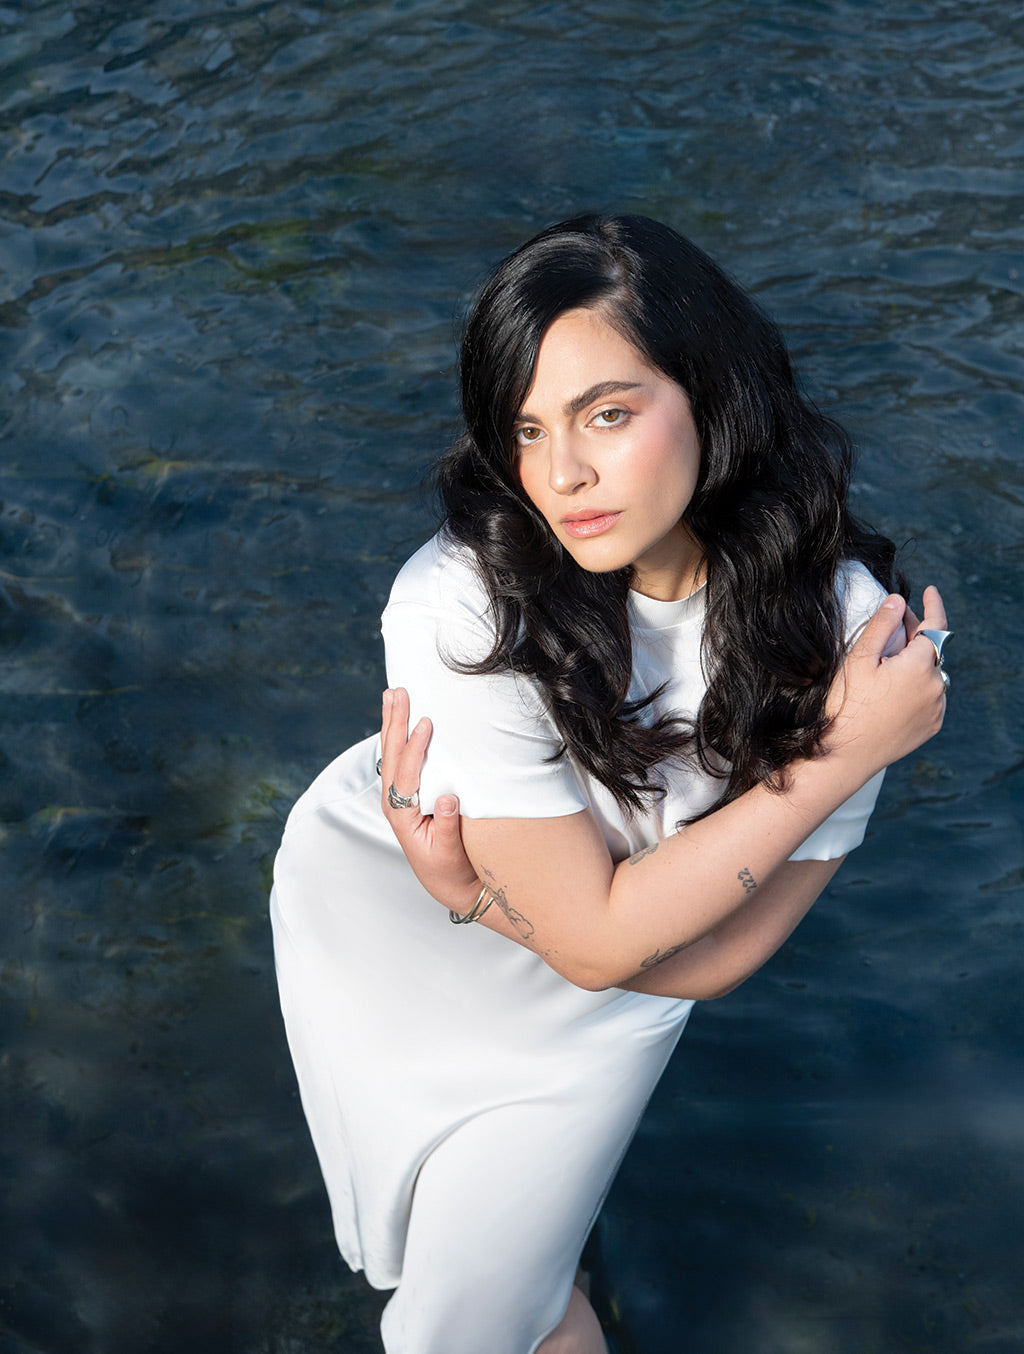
[615,855,843,999]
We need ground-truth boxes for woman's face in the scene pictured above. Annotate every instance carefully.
[514,307,703,601]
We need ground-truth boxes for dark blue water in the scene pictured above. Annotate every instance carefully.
[2,2,1022,1351]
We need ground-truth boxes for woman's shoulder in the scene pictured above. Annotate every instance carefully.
[386,531,490,624]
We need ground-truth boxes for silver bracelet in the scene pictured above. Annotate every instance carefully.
[449,885,493,926]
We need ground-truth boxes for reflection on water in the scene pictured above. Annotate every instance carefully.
[2,2,1022,1351]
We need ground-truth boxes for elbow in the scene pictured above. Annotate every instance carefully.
[689,963,758,1000]
[549,945,754,998]
[549,953,631,993]
[574,975,614,994]
[563,964,620,994]
[534,927,636,992]
[694,975,746,1001]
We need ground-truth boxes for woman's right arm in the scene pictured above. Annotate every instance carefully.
[382,589,948,992]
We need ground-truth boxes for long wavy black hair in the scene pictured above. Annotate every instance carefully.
[436,214,905,818]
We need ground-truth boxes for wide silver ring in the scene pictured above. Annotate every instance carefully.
[375,757,382,777]
[916,628,953,666]
[387,783,419,810]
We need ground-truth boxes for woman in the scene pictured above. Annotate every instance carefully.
[271,215,950,1354]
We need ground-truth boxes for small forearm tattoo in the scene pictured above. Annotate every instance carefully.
[483,868,535,939]
[628,842,659,866]
[738,867,757,894]
[493,886,535,939]
[640,942,689,970]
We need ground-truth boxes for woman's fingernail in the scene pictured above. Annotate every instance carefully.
[437,796,457,816]
[882,596,902,610]
[383,689,392,706]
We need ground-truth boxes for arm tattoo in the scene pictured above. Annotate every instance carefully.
[640,941,689,969]
[483,868,535,939]
[628,842,659,866]
[640,869,756,970]
[640,869,757,969]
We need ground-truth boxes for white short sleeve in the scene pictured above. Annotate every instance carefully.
[381,538,588,821]
[788,560,902,862]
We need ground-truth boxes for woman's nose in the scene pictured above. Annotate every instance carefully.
[548,436,596,496]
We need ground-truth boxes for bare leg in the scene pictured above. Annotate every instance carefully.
[535,1286,608,1354]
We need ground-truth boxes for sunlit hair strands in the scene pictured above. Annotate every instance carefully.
[436,214,906,817]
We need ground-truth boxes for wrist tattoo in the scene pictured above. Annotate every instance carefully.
[738,867,757,894]
[628,842,659,866]
[640,941,688,969]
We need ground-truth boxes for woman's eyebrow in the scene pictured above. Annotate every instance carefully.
[515,380,644,425]
[564,380,643,416]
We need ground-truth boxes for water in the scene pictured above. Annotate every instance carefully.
[2,2,1022,1351]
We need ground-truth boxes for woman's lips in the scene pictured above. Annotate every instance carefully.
[562,511,622,539]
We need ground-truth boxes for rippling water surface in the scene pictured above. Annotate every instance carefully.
[2,2,1022,1351]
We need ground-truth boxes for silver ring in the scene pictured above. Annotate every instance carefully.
[916,628,953,666]
[375,758,382,777]
[941,668,950,693]
[387,783,419,810]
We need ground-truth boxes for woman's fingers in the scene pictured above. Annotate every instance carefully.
[828,586,951,771]
[380,687,404,781]
[395,713,432,801]
[426,795,479,885]
[381,687,422,821]
[377,695,482,911]
[431,794,471,860]
[914,584,948,634]
[849,587,949,672]
[383,689,431,797]
[909,586,952,698]
[901,586,948,649]
[850,594,907,664]
[901,587,951,678]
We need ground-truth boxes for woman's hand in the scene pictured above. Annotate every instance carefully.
[379,687,482,916]
[825,585,950,779]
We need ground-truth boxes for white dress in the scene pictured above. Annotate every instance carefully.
[270,535,888,1354]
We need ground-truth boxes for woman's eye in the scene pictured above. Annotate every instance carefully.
[595,408,625,426]
[515,425,543,446]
